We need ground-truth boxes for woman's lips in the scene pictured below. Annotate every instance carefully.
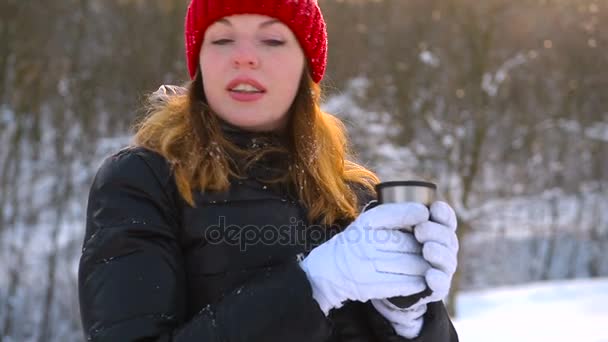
[226,77,266,102]
[228,90,265,102]
[226,77,267,91]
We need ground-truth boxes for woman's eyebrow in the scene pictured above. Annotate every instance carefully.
[215,18,280,28]
[259,19,280,28]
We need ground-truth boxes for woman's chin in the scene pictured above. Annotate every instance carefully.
[222,118,278,132]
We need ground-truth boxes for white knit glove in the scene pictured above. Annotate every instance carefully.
[299,203,432,315]
[372,298,428,339]
[371,201,459,339]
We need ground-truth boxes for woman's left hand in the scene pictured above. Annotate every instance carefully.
[371,201,459,338]
[414,200,459,306]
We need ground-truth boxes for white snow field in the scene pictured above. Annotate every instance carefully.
[454,278,608,342]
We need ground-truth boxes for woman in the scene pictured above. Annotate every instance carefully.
[78,0,460,341]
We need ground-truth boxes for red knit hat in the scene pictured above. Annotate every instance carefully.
[185,0,328,83]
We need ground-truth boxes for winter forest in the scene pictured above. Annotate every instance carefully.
[1,0,607,341]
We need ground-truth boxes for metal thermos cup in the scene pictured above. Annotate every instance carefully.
[375,180,436,308]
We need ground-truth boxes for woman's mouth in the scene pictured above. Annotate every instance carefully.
[227,79,266,102]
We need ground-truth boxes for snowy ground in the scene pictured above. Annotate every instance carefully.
[454,277,608,342]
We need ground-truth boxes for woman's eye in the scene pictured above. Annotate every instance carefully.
[263,39,285,47]
[212,39,233,45]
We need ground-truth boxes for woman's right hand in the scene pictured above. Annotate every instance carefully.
[299,202,432,315]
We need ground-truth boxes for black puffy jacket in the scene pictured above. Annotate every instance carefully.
[78,134,459,341]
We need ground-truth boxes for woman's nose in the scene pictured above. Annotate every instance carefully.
[232,43,260,69]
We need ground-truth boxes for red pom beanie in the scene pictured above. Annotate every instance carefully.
[185,0,328,83]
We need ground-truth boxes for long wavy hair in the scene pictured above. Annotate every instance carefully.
[132,66,379,225]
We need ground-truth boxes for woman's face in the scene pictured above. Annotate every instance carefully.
[200,14,306,132]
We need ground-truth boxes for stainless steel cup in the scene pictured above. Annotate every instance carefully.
[376,180,436,209]
[375,180,436,308]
